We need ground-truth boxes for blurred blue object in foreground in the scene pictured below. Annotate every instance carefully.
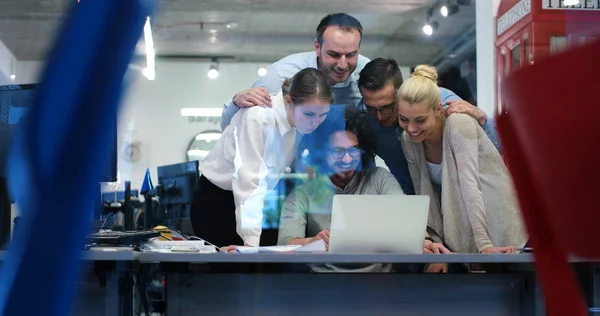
[141,168,154,195]
[0,0,154,315]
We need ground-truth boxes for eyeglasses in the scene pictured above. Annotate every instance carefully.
[365,101,396,116]
[329,147,362,159]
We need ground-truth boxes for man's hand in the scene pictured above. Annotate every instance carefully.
[425,263,448,273]
[233,87,272,108]
[481,246,516,254]
[445,100,487,126]
[309,229,330,250]
[423,240,452,254]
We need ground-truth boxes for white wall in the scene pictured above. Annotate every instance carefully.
[0,39,16,85]
[119,61,271,188]
[16,60,270,189]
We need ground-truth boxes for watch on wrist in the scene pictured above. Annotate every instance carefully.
[425,236,436,243]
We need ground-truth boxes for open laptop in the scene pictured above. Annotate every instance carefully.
[328,195,430,254]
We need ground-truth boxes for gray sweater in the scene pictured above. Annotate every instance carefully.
[402,114,528,253]
[278,167,404,273]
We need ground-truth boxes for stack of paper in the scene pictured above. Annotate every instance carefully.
[235,239,326,253]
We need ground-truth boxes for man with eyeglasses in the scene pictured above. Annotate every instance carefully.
[277,110,449,272]
[357,58,502,195]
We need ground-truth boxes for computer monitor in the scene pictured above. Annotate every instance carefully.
[0,84,118,181]
[0,84,118,245]
[156,161,199,230]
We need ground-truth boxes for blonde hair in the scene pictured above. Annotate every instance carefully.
[397,64,441,110]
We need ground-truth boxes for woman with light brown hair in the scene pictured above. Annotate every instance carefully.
[190,68,332,248]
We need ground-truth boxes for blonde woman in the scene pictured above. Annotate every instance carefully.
[397,65,527,261]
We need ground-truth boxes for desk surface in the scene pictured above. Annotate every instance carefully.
[0,247,136,261]
[2,249,599,264]
[137,252,543,263]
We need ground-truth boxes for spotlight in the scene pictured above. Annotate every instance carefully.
[9,74,15,80]
[441,5,448,17]
[257,67,267,77]
[207,58,219,79]
[207,66,219,79]
[423,21,438,36]
[423,24,433,36]
[441,1,460,17]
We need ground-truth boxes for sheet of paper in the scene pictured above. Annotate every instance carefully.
[296,239,326,252]
[235,245,301,253]
[235,240,326,253]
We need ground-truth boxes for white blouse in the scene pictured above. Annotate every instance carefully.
[199,91,297,246]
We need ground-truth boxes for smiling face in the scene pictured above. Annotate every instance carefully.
[314,26,361,84]
[360,83,398,127]
[397,100,442,143]
[290,97,330,135]
[327,131,362,184]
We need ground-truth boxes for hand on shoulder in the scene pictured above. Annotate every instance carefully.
[233,87,272,108]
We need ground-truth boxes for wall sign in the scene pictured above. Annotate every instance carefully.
[497,0,532,36]
[187,116,220,125]
[543,0,600,10]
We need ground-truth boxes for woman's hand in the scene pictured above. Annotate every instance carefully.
[423,240,452,254]
[480,246,516,254]
[219,244,250,253]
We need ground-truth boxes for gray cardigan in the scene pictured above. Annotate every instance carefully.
[402,114,528,253]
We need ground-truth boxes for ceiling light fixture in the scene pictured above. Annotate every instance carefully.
[442,0,460,16]
[423,24,434,36]
[257,67,267,77]
[423,8,438,36]
[9,57,16,81]
[207,58,219,79]
[142,16,155,80]
[440,5,449,17]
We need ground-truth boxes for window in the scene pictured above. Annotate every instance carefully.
[523,38,531,65]
[550,36,568,54]
[503,51,509,76]
[511,43,521,70]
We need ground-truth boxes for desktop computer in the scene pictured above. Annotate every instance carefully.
[155,160,199,235]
